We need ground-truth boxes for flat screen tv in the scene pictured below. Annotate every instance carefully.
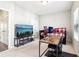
[15,24,33,38]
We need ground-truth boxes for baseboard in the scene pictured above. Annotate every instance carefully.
[66,40,72,44]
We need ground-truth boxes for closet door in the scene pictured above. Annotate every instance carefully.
[0,23,3,43]
[0,10,8,45]
[0,23,2,42]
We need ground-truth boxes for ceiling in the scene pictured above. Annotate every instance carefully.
[15,1,72,15]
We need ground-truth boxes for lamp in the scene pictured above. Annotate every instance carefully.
[41,0,48,6]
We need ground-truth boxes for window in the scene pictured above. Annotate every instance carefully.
[74,8,79,41]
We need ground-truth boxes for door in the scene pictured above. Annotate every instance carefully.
[0,10,8,51]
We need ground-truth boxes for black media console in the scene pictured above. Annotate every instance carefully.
[14,37,34,47]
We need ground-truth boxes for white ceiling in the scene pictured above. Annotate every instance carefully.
[15,1,72,15]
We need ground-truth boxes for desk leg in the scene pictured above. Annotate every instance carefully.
[56,46,58,57]
[39,41,40,57]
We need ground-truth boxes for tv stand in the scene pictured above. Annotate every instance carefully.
[14,36,34,47]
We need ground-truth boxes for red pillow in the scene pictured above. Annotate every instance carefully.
[57,28,59,32]
[60,29,63,33]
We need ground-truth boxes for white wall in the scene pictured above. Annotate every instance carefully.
[0,2,39,49]
[71,1,79,56]
[0,1,15,48]
[12,4,39,48]
[39,11,71,42]
[14,4,39,38]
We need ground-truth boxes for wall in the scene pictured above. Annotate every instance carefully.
[71,1,79,56]
[12,4,39,48]
[14,4,39,39]
[0,1,15,48]
[0,2,39,49]
[39,11,71,42]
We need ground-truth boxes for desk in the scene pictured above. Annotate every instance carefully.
[39,35,61,57]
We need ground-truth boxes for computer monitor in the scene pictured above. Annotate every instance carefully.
[48,27,53,33]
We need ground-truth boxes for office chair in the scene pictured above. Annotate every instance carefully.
[47,36,63,57]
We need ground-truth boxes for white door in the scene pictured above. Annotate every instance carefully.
[0,10,8,45]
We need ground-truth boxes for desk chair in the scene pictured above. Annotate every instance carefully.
[47,36,63,57]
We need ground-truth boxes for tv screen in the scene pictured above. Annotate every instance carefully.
[15,24,33,38]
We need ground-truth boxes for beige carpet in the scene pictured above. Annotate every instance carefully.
[0,42,8,52]
[0,40,76,57]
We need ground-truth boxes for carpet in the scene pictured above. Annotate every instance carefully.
[0,42,8,52]
[45,50,78,57]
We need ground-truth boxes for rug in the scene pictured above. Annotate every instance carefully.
[45,50,78,57]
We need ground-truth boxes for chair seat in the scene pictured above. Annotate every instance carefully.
[48,44,62,56]
[48,44,58,48]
